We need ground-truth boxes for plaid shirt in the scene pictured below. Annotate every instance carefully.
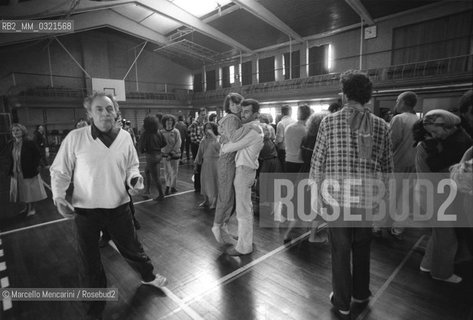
[309,106,393,209]
[188,121,205,144]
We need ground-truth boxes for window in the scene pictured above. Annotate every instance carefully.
[221,65,236,88]
[283,51,300,79]
[193,73,202,92]
[229,65,235,84]
[171,0,232,18]
[222,66,230,88]
[308,45,329,76]
[241,61,252,85]
[258,56,275,83]
[206,70,216,91]
[392,11,472,66]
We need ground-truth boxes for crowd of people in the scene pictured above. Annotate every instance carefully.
[4,70,473,320]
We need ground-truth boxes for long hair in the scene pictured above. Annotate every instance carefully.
[223,92,244,114]
[143,115,158,134]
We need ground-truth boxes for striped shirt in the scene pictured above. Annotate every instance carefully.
[309,106,393,209]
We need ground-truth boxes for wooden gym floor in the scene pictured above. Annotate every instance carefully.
[0,156,472,320]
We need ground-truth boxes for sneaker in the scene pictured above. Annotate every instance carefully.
[170,187,178,193]
[419,266,430,272]
[141,273,168,288]
[26,209,36,217]
[329,292,351,319]
[432,274,462,283]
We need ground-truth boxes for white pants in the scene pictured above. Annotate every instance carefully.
[234,165,256,254]
[163,159,179,188]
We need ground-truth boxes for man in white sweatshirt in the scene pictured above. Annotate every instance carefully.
[50,92,167,320]
[221,99,264,255]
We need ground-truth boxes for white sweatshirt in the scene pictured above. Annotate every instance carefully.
[50,126,141,209]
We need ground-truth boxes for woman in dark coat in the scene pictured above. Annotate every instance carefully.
[8,123,47,216]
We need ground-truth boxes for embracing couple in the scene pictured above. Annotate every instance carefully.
[212,93,264,256]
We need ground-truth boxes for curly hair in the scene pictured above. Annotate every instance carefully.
[11,123,28,138]
[161,114,176,129]
[328,102,342,113]
[340,70,372,105]
[306,111,329,137]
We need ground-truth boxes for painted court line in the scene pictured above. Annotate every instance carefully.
[356,235,426,320]
[42,180,51,191]
[160,288,205,320]
[2,297,12,311]
[134,189,194,205]
[1,181,194,235]
[1,277,9,288]
[107,241,204,320]
[0,218,69,236]
[161,231,312,319]
[0,236,11,312]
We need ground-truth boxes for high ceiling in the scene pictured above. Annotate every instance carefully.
[0,0,444,69]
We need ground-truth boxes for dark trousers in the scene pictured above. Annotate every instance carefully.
[191,142,201,191]
[185,138,191,160]
[75,203,155,317]
[180,140,186,160]
[329,226,372,311]
[276,148,286,172]
[456,228,473,257]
